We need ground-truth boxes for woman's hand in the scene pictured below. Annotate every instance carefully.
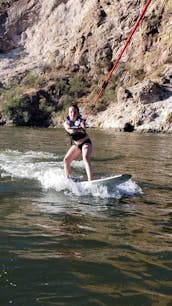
[64,121,86,134]
[69,126,85,134]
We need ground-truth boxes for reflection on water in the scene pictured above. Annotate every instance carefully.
[0,127,172,306]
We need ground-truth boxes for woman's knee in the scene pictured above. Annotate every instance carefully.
[64,155,69,164]
[82,149,91,162]
[83,155,90,164]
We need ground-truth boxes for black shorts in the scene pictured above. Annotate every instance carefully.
[77,138,92,151]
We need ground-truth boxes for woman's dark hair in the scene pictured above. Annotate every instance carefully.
[69,104,81,117]
[72,104,79,112]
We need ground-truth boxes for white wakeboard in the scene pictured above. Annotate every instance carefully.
[77,174,131,190]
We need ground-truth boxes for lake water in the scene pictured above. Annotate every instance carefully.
[0,127,172,306]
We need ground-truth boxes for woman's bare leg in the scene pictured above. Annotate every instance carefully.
[82,143,93,181]
[64,145,81,178]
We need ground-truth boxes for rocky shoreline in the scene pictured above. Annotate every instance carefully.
[88,79,172,133]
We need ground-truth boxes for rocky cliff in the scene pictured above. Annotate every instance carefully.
[0,0,172,132]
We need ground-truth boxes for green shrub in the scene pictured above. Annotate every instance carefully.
[2,97,31,124]
[0,0,15,4]
[21,72,44,88]
[68,74,89,98]
[2,97,24,116]
[58,95,73,111]
[94,86,116,112]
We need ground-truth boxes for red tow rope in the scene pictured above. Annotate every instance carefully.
[84,0,152,121]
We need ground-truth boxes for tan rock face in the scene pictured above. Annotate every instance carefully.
[2,0,171,78]
[0,0,172,131]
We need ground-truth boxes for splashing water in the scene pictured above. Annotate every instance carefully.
[0,149,141,198]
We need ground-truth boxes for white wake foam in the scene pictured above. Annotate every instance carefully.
[0,149,142,198]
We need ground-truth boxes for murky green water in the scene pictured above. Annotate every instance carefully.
[0,127,172,306]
